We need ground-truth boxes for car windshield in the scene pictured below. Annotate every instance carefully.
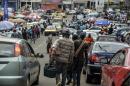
[97,36,117,42]
[0,42,15,57]
[93,42,128,53]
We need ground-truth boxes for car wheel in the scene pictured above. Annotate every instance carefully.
[125,34,130,44]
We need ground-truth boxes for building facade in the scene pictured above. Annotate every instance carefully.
[86,0,104,12]
[20,0,43,10]
[0,0,20,11]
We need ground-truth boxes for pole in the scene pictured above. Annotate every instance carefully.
[3,0,8,21]
[31,0,32,10]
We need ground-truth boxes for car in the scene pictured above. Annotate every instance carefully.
[84,26,101,33]
[0,31,23,39]
[44,26,58,36]
[52,22,62,30]
[114,28,130,41]
[67,28,77,35]
[0,37,43,86]
[96,35,118,42]
[85,41,129,83]
[83,31,98,41]
[101,47,130,86]
[114,23,128,30]
[67,10,76,15]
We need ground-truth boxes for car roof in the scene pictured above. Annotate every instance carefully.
[94,41,129,46]
[0,37,24,43]
[98,35,116,37]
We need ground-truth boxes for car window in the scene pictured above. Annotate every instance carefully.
[26,42,35,54]
[22,42,31,57]
[110,52,125,66]
[97,36,117,42]
[0,42,15,57]
[93,43,128,53]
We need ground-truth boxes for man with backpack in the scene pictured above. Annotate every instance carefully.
[51,29,74,86]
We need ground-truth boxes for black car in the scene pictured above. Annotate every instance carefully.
[85,41,129,83]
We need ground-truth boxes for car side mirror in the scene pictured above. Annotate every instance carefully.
[35,53,44,58]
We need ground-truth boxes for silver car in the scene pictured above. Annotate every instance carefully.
[0,37,43,86]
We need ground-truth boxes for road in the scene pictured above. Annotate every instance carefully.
[30,35,100,86]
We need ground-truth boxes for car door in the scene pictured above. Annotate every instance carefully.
[106,51,126,86]
[26,43,40,82]
[22,42,36,84]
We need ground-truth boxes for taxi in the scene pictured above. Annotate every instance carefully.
[44,26,58,36]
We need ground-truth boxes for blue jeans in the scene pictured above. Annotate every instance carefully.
[56,62,68,86]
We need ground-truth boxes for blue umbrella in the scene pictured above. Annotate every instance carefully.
[0,21,14,30]
[95,20,111,26]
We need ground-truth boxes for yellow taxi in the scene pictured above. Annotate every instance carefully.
[44,26,58,36]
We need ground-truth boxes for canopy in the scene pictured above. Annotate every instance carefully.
[27,13,41,19]
[0,21,14,30]
[15,14,25,18]
[95,19,112,26]
[9,18,26,23]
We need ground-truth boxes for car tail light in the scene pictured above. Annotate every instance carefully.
[15,43,21,57]
[89,54,100,63]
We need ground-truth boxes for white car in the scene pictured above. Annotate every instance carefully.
[83,26,101,33]
[83,31,98,41]
[68,10,76,14]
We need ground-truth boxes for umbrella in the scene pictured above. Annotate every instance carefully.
[9,18,26,23]
[0,21,14,30]
[15,14,25,18]
[95,19,112,26]
[27,13,41,19]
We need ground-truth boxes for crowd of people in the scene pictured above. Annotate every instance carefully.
[47,29,94,86]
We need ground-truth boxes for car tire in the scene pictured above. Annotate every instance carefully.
[125,34,130,44]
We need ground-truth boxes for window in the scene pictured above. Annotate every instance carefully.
[22,43,31,57]
[0,42,15,57]
[110,51,125,66]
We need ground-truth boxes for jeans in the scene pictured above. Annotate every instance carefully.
[72,58,84,86]
[56,62,68,86]
[73,70,82,86]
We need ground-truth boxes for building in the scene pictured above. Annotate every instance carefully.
[62,0,73,10]
[41,0,62,11]
[20,0,43,10]
[86,0,105,12]
[73,0,88,8]
[0,0,20,11]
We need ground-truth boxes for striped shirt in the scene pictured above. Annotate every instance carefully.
[52,38,74,63]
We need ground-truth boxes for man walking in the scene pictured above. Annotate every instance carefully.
[73,32,88,86]
[51,29,74,86]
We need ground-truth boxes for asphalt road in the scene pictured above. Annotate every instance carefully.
[30,35,100,86]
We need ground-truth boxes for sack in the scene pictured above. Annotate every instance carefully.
[44,63,57,78]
